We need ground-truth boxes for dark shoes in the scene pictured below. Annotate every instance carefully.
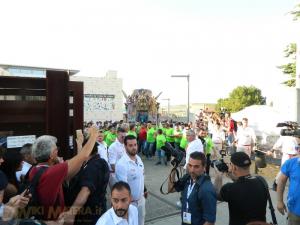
[155,161,162,165]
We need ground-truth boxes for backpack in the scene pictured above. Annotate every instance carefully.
[19,167,48,220]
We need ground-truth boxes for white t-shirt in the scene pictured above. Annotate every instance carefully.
[236,127,256,146]
[273,136,299,155]
[212,127,225,144]
[184,139,204,169]
[115,153,144,201]
[16,161,32,182]
[108,139,126,166]
[97,141,109,163]
[95,204,138,225]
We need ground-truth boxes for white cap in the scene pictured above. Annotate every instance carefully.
[286,147,299,155]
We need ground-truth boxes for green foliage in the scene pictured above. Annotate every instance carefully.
[290,3,300,21]
[216,86,265,113]
[278,43,296,87]
[278,3,299,87]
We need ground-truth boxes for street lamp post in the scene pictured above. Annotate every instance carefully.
[171,74,190,123]
[162,98,170,117]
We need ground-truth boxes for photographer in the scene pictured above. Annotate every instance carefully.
[214,152,268,225]
[173,151,217,225]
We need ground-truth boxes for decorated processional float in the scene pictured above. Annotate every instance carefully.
[122,89,162,123]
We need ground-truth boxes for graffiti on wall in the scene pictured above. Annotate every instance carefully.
[84,94,115,111]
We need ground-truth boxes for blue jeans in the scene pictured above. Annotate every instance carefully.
[157,149,166,163]
[144,142,154,158]
[138,140,146,154]
[226,133,236,154]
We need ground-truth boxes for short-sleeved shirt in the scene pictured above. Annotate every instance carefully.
[273,136,300,155]
[0,170,8,191]
[281,157,300,216]
[108,139,126,167]
[156,134,166,150]
[138,128,147,141]
[146,128,156,143]
[174,129,183,144]
[127,131,137,138]
[184,139,204,169]
[97,141,109,164]
[29,162,68,220]
[236,127,256,146]
[166,128,175,143]
[72,154,110,224]
[180,136,188,149]
[115,154,144,201]
[106,133,117,147]
[104,130,110,139]
[204,137,214,155]
[220,175,268,225]
[95,204,138,225]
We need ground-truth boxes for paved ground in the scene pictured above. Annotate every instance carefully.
[142,157,288,225]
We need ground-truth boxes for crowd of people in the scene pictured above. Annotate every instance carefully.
[0,111,299,225]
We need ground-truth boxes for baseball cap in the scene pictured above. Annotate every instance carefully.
[285,147,299,155]
[231,152,251,167]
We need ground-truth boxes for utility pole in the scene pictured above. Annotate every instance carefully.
[171,74,190,123]
[162,98,170,117]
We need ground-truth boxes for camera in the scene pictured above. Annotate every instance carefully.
[210,159,229,173]
[277,121,300,137]
[210,147,228,173]
[161,142,184,167]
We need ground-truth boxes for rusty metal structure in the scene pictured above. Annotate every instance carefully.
[0,69,83,159]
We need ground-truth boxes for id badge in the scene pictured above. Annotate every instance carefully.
[183,212,191,224]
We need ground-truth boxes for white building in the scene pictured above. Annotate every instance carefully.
[71,70,123,122]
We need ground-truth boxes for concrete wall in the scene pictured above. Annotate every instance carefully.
[71,71,123,122]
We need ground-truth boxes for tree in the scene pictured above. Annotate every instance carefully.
[290,3,300,21]
[277,4,299,87]
[277,43,296,87]
[216,86,265,113]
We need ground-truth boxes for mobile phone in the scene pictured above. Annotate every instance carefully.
[24,188,31,197]
[76,129,83,138]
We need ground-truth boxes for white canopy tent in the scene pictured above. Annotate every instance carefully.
[231,105,289,145]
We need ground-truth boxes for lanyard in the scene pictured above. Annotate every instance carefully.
[186,181,195,211]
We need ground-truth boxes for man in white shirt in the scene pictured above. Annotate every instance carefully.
[115,135,146,225]
[235,118,256,157]
[108,127,127,187]
[16,143,36,182]
[184,130,204,170]
[96,181,138,225]
[267,135,300,190]
[97,130,109,164]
